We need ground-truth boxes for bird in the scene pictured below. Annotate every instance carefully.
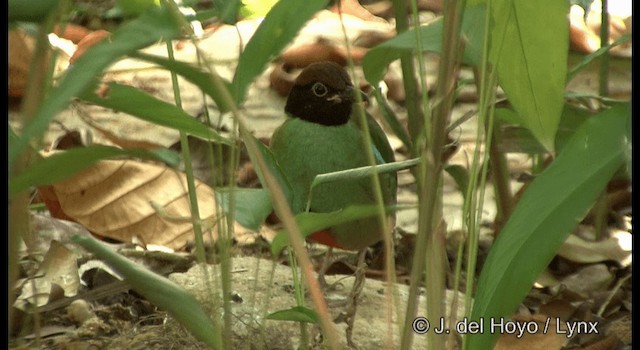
[269,61,397,346]
[269,60,397,251]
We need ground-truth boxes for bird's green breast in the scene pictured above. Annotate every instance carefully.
[270,118,371,212]
[270,117,395,249]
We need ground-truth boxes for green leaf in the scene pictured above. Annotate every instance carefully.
[371,89,412,154]
[490,0,569,152]
[239,0,278,19]
[9,145,180,196]
[271,204,407,256]
[496,104,594,154]
[231,0,328,103]
[246,134,294,207]
[9,0,59,22]
[467,103,630,350]
[215,188,273,231]
[211,0,241,24]
[80,82,232,145]
[10,7,183,166]
[129,52,235,113]
[310,158,420,190]
[444,164,470,198]
[265,306,319,323]
[72,234,222,350]
[362,5,486,85]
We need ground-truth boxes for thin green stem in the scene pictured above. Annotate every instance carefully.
[165,41,206,263]
[599,0,609,97]
[392,0,422,153]
[400,0,466,348]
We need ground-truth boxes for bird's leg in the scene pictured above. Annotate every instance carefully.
[317,247,334,289]
[345,248,367,348]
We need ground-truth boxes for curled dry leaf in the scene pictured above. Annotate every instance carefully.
[69,30,111,65]
[15,241,81,311]
[39,155,250,250]
[557,231,632,266]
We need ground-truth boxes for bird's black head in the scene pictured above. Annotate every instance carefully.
[284,61,357,126]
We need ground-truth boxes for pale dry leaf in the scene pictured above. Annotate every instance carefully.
[45,157,250,250]
[557,231,631,266]
[560,264,615,296]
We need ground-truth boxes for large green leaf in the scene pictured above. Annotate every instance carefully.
[466,103,630,350]
[9,0,59,22]
[362,5,486,85]
[231,0,327,103]
[215,187,273,231]
[490,0,569,152]
[10,7,183,166]
[72,234,222,350]
[80,82,232,145]
[9,145,179,197]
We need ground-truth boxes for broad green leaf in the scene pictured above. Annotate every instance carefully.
[467,103,630,350]
[80,82,232,145]
[362,5,486,85]
[231,0,328,103]
[215,188,273,231]
[72,234,222,350]
[9,145,180,196]
[490,0,569,152]
[129,52,234,113]
[9,0,59,22]
[10,7,183,166]
[495,104,594,154]
[265,306,319,324]
[239,0,278,19]
[271,204,407,255]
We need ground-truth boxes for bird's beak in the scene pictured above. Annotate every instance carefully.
[329,85,369,104]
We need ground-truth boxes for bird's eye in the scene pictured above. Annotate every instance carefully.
[311,82,328,97]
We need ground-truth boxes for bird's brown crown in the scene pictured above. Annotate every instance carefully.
[284,61,355,126]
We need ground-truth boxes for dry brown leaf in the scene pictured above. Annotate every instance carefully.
[40,156,250,250]
[8,29,35,98]
[493,314,569,350]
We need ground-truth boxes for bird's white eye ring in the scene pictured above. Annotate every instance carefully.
[311,82,328,97]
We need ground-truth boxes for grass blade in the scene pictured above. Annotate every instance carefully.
[80,82,232,145]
